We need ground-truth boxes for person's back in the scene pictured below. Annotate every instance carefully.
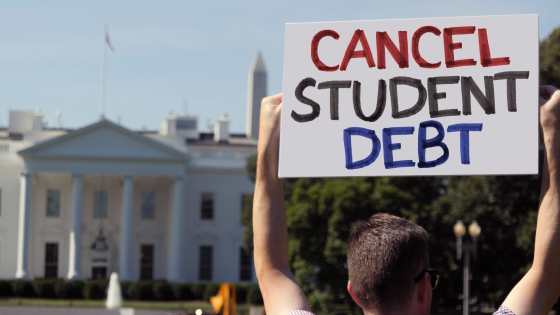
[252,85,560,315]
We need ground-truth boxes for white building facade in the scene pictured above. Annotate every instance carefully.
[0,53,266,283]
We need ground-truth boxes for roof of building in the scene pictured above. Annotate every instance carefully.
[186,133,257,147]
[18,118,188,160]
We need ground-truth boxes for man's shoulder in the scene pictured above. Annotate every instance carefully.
[492,305,516,315]
[287,306,515,315]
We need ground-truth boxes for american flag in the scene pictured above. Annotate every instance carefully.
[105,31,115,52]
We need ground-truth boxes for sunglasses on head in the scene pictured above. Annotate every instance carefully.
[413,269,440,290]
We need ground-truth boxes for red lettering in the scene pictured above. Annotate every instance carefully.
[443,26,477,68]
[412,26,441,68]
[311,30,340,72]
[340,29,376,71]
[478,29,510,67]
[376,31,409,69]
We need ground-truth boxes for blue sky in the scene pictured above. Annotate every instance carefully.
[0,0,558,132]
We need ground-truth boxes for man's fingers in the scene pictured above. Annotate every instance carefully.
[263,93,283,107]
[540,85,559,101]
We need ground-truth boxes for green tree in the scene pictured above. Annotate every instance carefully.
[540,26,560,87]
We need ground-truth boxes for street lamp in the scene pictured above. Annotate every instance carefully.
[454,220,481,315]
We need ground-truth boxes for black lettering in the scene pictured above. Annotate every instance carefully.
[494,71,530,112]
[318,80,352,120]
[352,80,387,122]
[390,76,427,119]
[461,76,495,115]
[428,76,460,118]
[292,77,320,123]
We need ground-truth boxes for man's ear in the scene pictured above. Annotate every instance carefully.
[347,281,362,307]
[416,272,430,304]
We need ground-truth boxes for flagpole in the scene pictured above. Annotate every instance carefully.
[100,21,108,120]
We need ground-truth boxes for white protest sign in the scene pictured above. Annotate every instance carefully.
[279,15,538,178]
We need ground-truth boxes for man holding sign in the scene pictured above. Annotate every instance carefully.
[253,15,560,315]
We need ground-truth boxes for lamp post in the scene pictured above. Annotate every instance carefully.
[454,220,481,315]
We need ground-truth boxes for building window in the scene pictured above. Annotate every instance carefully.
[199,246,213,280]
[45,243,58,279]
[46,190,61,217]
[141,192,155,219]
[92,267,107,280]
[240,247,252,281]
[94,191,108,218]
[140,244,154,280]
[201,193,214,220]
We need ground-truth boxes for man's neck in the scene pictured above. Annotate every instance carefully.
[363,306,423,315]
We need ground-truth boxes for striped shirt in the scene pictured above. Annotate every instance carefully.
[287,305,515,315]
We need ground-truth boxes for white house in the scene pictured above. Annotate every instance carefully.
[0,53,267,283]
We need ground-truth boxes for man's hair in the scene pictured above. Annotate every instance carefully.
[347,213,429,313]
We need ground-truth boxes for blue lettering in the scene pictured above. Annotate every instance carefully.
[382,127,416,169]
[418,120,449,168]
[447,123,483,164]
[343,127,381,170]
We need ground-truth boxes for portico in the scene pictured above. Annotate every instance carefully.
[15,119,188,282]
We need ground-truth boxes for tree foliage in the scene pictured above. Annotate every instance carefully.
[541,26,560,87]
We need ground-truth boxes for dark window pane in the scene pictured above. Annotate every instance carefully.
[141,192,155,219]
[94,191,108,218]
[45,243,58,278]
[199,246,213,280]
[46,190,61,217]
[201,193,214,220]
[140,244,154,280]
[239,247,252,281]
[92,267,107,280]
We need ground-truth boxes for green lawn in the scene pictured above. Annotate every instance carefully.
[0,299,258,314]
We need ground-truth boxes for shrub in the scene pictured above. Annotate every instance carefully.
[31,280,57,298]
[0,280,13,297]
[120,281,132,300]
[128,282,155,301]
[83,282,103,300]
[235,285,248,304]
[55,281,70,299]
[153,282,173,301]
[190,283,206,300]
[172,283,195,301]
[203,283,221,301]
[95,280,109,298]
[11,280,35,298]
[247,285,263,305]
[69,280,85,299]
[55,280,84,299]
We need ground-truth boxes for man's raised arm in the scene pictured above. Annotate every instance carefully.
[253,94,310,315]
[502,86,560,315]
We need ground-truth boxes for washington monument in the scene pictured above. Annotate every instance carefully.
[246,52,267,140]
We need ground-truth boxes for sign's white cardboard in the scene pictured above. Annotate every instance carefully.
[279,15,538,178]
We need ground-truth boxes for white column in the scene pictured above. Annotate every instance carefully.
[67,173,84,280]
[15,170,33,279]
[119,175,135,281]
[168,176,186,282]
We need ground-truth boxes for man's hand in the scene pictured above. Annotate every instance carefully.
[253,94,311,315]
[502,85,560,315]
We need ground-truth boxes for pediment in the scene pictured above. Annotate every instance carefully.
[18,119,186,161]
